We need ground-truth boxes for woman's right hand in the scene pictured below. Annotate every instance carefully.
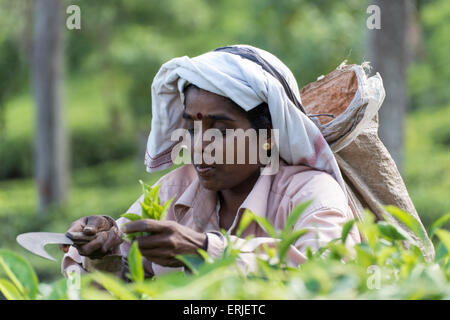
[62,215,123,260]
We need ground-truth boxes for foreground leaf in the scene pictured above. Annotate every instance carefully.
[435,229,450,253]
[0,249,39,299]
[279,229,309,262]
[252,215,277,238]
[236,209,254,237]
[128,241,144,282]
[429,213,450,239]
[341,220,355,243]
[282,201,311,237]
[0,278,24,300]
[377,221,407,241]
[385,206,426,242]
[160,196,175,221]
[89,272,137,300]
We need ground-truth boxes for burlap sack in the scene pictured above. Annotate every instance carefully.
[300,62,435,262]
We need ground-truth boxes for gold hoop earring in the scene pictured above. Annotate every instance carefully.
[263,142,271,151]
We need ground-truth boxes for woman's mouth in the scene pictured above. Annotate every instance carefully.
[195,165,215,176]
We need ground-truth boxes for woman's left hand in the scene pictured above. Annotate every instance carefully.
[122,219,207,267]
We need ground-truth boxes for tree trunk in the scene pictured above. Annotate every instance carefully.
[33,0,68,213]
[367,0,411,174]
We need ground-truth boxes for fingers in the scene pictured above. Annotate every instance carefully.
[76,231,108,258]
[123,219,170,234]
[67,216,88,233]
[66,215,112,236]
[134,232,185,268]
[102,227,123,253]
[138,248,183,267]
[66,215,120,259]
[139,247,172,259]
[75,227,123,259]
[136,233,173,250]
[83,216,112,235]
[60,244,70,253]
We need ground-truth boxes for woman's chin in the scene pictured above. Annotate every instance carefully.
[198,175,226,191]
[199,178,221,191]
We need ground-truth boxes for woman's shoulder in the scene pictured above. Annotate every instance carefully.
[271,163,348,212]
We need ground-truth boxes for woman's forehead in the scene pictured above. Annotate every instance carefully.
[184,87,245,118]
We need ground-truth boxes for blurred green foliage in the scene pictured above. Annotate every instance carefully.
[0,74,137,179]
[1,203,449,300]
[405,104,450,227]
[408,0,450,110]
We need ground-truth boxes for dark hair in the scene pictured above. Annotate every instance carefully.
[184,84,272,131]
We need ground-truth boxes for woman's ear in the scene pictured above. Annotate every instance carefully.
[266,124,272,148]
[261,125,272,158]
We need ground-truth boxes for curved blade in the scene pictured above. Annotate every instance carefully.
[16,232,74,261]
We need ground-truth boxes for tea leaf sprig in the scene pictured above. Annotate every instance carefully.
[120,180,175,241]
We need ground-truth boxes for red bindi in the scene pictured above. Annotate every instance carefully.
[196,112,203,120]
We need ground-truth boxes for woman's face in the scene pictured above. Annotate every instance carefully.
[184,87,263,191]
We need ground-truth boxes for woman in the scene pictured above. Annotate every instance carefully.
[62,45,360,278]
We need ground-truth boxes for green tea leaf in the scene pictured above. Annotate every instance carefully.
[175,254,204,275]
[139,201,154,219]
[160,196,175,221]
[357,221,379,251]
[433,242,448,263]
[429,213,450,239]
[236,209,254,237]
[197,249,213,264]
[279,229,309,262]
[128,241,144,282]
[90,272,137,300]
[376,246,397,265]
[0,249,39,300]
[377,221,407,241]
[306,246,314,260]
[341,220,355,243]
[152,202,163,220]
[435,229,450,253]
[132,182,176,222]
[42,278,68,300]
[261,243,277,260]
[120,213,143,221]
[354,245,373,268]
[252,214,277,238]
[0,278,24,300]
[282,201,311,237]
[149,184,161,205]
[385,206,426,242]
[123,232,144,241]
[329,243,349,260]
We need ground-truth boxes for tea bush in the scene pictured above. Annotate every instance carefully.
[1,193,449,300]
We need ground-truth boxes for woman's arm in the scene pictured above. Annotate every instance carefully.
[203,206,360,273]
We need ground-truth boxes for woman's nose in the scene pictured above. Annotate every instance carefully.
[192,122,207,163]
[193,131,203,152]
